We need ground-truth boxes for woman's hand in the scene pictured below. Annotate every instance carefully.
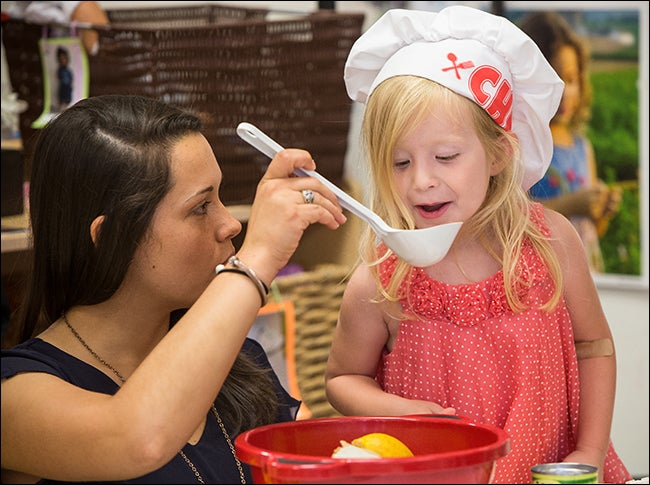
[237,148,346,284]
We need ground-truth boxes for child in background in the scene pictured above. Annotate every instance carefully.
[55,46,72,111]
[325,6,631,483]
[520,11,622,273]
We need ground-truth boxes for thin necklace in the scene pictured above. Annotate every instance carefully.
[62,312,246,484]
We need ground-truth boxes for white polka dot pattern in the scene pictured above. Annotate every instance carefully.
[375,203,631,483]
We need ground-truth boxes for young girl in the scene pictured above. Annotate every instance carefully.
[325,6,631,483]
[521,11,622,273]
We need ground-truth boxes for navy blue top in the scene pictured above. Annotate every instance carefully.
[2,337,300,483]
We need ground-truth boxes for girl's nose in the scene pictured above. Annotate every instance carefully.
[412,160,440,190]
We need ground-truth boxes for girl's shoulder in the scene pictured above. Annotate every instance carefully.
[530,201,576,236]
[534,204,587,266]
[343,263,400,315]
[536,203,580,236]
[344,263,384,307]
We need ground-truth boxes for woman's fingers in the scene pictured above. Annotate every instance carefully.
[261,148,315,180]
[260,148,346,227]
[300,189,316,205]
[240,148,347,277]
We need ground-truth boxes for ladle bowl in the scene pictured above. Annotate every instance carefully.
[237,122,462,267]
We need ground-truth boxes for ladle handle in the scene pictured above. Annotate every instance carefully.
[237,122,283,160]
[236,123,387,234]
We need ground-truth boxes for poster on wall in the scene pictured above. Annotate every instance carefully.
[32,37,89,129]
[505,1,648,288]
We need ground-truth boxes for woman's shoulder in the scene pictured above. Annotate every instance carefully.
[1,338,118,392]
[1,339,66,380]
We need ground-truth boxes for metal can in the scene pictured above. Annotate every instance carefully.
[531,463,598,484]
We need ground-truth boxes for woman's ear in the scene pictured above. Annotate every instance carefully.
[90,215,105,246]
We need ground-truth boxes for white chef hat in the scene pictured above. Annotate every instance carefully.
[344,6,564,190]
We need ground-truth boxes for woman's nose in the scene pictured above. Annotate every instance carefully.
[215,207,242,241]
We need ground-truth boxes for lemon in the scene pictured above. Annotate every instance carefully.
[331,441,381,459]
[350,432,414,458]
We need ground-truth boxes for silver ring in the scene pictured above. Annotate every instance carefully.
[301,189,315,204]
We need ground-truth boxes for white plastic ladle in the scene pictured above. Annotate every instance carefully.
[236,122,462,267]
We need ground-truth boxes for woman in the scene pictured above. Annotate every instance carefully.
[1,94,346,483]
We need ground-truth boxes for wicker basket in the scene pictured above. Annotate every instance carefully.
[103,4,268,28]
[274,264,352,419]
[3,6,364,204]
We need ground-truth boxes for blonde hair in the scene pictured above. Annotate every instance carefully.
[360,76,562,312]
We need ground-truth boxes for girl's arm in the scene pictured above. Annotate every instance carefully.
[545,208,617,479]
[325,264,454,416]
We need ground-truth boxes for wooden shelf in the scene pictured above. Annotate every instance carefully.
[1,138,23,151]
[1,212,30,254]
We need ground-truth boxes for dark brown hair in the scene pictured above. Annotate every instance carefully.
[18,94,279,432]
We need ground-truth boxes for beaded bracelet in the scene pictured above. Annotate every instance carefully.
[215,256,269,306]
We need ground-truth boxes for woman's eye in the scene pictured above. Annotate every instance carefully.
[193,200,212,215]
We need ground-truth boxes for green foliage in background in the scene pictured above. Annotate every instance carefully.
[589,68,639,181]
[587,67,640,275]
[600,182,640,275]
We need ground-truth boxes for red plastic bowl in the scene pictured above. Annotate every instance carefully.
[235,415,510,484]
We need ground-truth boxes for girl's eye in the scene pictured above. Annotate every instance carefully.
[193,200,212,215]
[436,153,458,163]
[394,160,410,168]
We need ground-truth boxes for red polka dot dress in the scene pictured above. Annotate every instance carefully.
[376,203,631,484]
